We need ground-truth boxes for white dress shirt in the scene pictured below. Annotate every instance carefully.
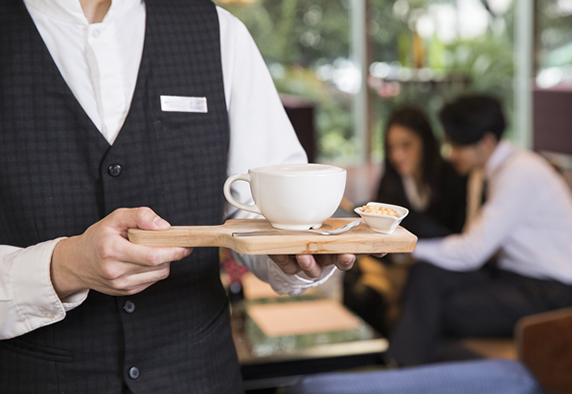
[414,140,572,284]
[0,0,335,340]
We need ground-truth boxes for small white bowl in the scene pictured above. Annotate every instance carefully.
[354,202,409,234]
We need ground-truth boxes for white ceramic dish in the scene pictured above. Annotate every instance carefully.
[354,202,409,234]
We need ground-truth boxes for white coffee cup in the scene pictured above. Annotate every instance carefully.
[223,163,347,230]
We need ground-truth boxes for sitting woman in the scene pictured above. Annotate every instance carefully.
[344,106,467,336]
[376,106,467,238]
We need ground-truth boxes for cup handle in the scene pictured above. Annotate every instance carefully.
[223,173,262,215]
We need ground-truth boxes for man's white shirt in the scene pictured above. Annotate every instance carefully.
[414,140,572,284]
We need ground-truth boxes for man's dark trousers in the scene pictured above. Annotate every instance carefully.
[389,262,572,366]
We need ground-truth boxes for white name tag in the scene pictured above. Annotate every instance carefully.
[160,95,208,113]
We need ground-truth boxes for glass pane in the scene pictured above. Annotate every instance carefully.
[216,0,519,165]
[534,0,572,179]
[216,0,354,163]
[367,0,516,161]
[536,0,572,88]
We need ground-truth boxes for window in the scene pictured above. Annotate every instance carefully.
[217,0,354,163]
[217,0,519,167]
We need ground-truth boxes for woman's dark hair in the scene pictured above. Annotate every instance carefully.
[383,106,443,186]
[439,94,506,146]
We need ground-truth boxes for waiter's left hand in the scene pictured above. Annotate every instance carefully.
[269,254,356,278]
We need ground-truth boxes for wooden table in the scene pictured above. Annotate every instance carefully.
[230,295,388,392]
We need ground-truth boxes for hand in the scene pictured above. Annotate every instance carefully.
[51,207,192,298]
[269,254,356,279]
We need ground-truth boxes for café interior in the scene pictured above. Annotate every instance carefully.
[215,0,572,393]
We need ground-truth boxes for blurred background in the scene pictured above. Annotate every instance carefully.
[212,3,572,391]
[215,0,572,203]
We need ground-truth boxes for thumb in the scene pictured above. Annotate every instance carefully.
[111,207,171,231]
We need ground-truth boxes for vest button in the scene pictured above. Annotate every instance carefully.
[128,366,140,380]
[108,163,122,177]
[123,300,135,313]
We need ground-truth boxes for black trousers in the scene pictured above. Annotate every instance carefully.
[388,262,572,366]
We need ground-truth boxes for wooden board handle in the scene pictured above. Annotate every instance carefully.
[128,225,229,248]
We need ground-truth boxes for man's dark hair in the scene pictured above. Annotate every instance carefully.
[439,94,506,146]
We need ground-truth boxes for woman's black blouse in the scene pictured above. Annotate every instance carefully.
[375,162,467,239]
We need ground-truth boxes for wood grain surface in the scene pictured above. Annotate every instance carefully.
[128,218,417,255]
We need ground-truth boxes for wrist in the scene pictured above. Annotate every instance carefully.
[50,237,86,299]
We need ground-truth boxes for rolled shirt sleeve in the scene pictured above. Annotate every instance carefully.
[0,239,88,339]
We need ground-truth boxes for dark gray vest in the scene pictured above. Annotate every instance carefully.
[0,1,242,392]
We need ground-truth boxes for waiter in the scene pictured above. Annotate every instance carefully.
[0,0,356,392]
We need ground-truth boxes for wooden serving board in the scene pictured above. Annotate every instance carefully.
[128,218,417,255]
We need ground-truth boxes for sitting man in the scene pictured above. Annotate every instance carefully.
[388,94,572,366]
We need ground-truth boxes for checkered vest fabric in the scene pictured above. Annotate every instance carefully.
[0,0,242,392]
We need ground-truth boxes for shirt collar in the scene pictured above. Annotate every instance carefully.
[23,0,141,25]
[484,139,517,179]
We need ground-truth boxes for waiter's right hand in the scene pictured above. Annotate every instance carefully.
[50,207,192,299]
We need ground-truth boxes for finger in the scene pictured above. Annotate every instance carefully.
[371,253,388,258]
[123,243,192,268]
[119,260,172,276]
[102,264,172,295]
[295,254,322,278]
[335,254,356,271]
[313,254,356,271]
[269,254,301,276]
[110,235,192,268]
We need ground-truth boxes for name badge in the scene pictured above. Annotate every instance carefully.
[160,95,208,113]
